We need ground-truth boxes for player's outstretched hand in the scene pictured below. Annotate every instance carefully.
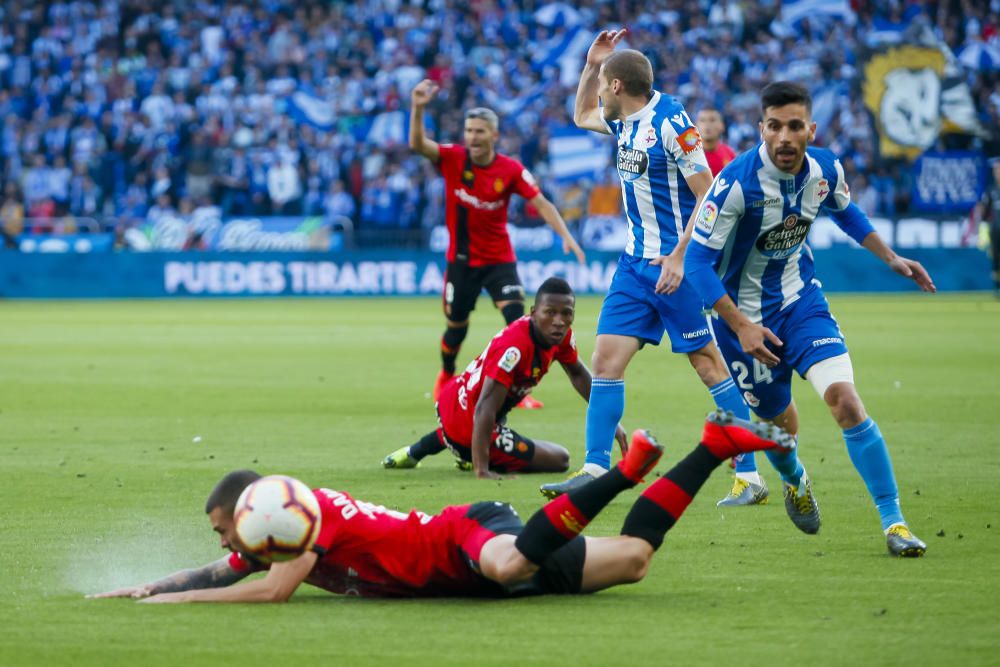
[889,255,937,293]
[586,28,627,66]
[138,592,186,604]
[614,423,629,456]
[651,250,684,294]
[737,322,783,368]
[87,585,152,599]
[564,237,586,264]
[476,469,510,481]
[411,79,440,107]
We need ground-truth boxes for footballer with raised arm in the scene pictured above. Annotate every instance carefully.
[541,29,755,500]
[382,277,627,479]
[410,79,586,408]
[89,413,795,602]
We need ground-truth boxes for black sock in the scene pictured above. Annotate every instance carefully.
[441,325,468,374]
[515,467,633,565]
[407,432,446,461]
[621,445,722,550]
[500,302,524,324]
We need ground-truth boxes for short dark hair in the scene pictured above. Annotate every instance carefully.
[535,276,574,301]
[205,469,261,515]
[602,50,654,97]
[760,81,812,116]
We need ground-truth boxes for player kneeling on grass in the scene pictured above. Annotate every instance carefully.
[383,277,627,480]
[89,412,793,602]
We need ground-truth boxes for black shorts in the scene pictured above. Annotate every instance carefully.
[462,502,586,597]
[440,423,537,473]
[443,261,524,322]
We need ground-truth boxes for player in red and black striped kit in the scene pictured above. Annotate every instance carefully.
[382,278,626,479]
[696,108,736,177]
[89,413,796,602]
[409,79,586,408]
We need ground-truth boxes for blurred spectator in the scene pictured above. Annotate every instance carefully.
[1,182,25,244]
[852,174,879,218]
[185,132,215,201]
[219,147,251,216]
[22,155,50,210]
[267,153,301,215]
[324,180,356,223]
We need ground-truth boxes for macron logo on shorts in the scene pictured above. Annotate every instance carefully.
[811,337,843,348]
[682,327,711,340]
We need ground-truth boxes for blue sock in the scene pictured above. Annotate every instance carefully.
[709,378,757,473]
[764,443,804,486]
[584,378,625,470]
[843,418,903,530]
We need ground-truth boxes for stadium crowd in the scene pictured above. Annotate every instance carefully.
[0,0,997,246]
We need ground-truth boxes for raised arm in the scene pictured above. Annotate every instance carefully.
[87,556,251,599]
[529,192,586,263]
[574,29,626,134]
[471,377,509,480]
[409,79,441,162]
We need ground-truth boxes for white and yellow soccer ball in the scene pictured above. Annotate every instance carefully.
[234,475,321,562]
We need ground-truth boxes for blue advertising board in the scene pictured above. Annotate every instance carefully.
[0,248,991,298]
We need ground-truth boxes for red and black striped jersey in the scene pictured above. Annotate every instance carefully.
[437,144,541,266]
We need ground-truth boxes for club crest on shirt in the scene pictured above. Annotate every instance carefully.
[816,178,830,203]
[499,346,521,372]
[494,178,505,193]
[644,127,658,148]
[616,146,649,181]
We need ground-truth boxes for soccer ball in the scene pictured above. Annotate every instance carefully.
[234,475,321,562]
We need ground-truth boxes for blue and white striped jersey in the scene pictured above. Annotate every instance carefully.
[688,144,851,323]
[603,91,710,259]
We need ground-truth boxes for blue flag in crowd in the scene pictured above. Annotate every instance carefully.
[286,91,336,131]
[548,125,609,183]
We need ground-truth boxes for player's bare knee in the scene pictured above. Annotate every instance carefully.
[825,383,867,427]
[688,348,727,386]
[621,539,655,583]
[494,555,537,586]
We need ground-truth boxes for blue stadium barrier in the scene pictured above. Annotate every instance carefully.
[0,248,991,299]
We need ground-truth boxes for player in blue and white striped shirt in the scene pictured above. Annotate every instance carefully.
[685,81,936,556]
[541,29,753,499]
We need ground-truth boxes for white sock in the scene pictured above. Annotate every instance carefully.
[736,471,762,485]
[582,462,609,477]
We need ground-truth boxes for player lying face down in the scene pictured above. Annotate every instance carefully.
[382,277,629,479]
[88,413,794,602]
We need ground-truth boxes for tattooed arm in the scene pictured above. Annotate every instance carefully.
[87,556,252,599]
[140,552,317,603]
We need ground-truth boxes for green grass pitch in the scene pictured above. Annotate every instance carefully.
[1,294,998,666]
